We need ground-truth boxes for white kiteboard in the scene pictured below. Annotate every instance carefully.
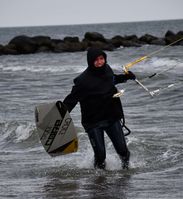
[35,101,78,156]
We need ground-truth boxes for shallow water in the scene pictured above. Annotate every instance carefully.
[0,20,183,198]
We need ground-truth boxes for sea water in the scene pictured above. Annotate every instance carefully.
[0,20,183,199]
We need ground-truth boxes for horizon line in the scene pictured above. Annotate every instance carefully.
[0,18,182,29]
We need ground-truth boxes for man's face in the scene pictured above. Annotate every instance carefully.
[94,55,105,67]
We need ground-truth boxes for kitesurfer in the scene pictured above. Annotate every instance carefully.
[63,48,136,169]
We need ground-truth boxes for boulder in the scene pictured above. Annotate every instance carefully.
[87,41,114,51]
[9,35,37,54]
[176,31,183,45]
[63,36,79,43]
[0,44,4,55]
[36,46,51,53]
[150,38,166,45]
[62,42,86,52]
[165,30,176,38]
[121,40,141,47]
[53,36,86,52]
[53,42,65,53]
[2,44,18,55]
[84,32,106,42]
[53,41,87,53]
[32,36,52,47]
[124,35,139,42]
[31,36,54,52]
[51,39,64,44]
[139,34,158,44]
[52,40,65,53]
[110,35,125,48]
[164,30,183,45]
[177,31,183,37]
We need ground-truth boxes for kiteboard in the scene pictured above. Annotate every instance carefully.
[35,100,78,156]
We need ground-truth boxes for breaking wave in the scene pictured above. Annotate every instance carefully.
[1,64,85,74]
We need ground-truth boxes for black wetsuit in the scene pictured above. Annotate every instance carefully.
[63,48,135,169]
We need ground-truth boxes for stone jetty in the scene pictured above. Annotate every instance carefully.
[0,30,183,55]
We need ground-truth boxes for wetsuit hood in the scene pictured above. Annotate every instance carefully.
[87,48,107,72]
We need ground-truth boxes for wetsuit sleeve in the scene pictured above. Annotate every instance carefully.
[113,71,136,84]
[63,84,80,112]
[113,74,128,84]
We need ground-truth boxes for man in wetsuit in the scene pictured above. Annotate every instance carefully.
[63,48,136,169]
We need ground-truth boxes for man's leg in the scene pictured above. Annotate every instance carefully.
[87,127,106,169]
[105,120,130,169]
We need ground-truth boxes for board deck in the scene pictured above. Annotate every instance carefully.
[35,101,78,156]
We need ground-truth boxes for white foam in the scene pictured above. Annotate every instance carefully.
[112,56,182,73]
[0,63,3,70]
[106,154,121,170]
[2,64,85,74]
[150,57,178,68]
[15,123,34,143]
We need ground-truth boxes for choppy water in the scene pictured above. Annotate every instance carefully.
[0,20,183,199]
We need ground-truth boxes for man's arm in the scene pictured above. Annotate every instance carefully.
[113,71,136,85]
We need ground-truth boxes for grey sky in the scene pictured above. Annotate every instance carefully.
[0,0,183,27]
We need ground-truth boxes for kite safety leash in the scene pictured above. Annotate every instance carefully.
[120,109,131,136]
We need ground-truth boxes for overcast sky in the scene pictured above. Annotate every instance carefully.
[0,0,183,27]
